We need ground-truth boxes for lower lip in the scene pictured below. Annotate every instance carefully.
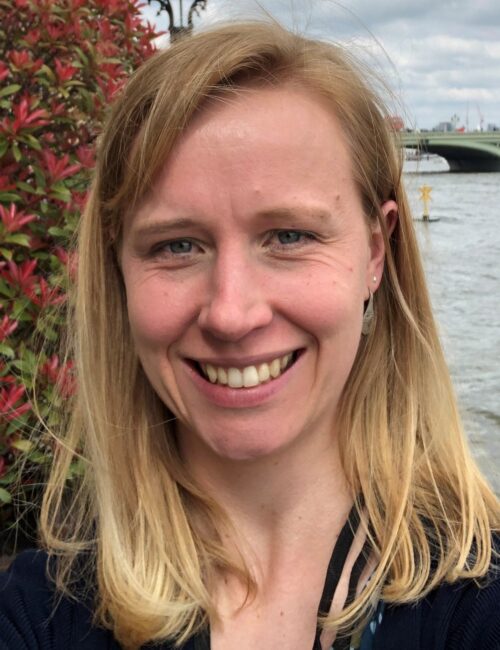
[183,354,304,408]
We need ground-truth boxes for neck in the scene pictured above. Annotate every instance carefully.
[178,423,353,577]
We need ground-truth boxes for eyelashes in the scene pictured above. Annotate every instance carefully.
[147,229,320,265]
[266,229,318,249]
[152,230,317,252]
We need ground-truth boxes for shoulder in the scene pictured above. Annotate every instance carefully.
[374,551,500,649]
[0,549,119,649]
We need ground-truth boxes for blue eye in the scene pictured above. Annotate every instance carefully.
[276,231,303,245]
[167,240,192,254]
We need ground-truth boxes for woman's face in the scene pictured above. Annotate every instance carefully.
[120,85,389,462]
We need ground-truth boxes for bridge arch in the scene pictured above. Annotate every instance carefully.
[400,132,500,172]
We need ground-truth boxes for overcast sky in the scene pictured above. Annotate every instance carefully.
[141,0,500,130]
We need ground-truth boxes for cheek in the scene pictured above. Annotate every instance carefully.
[124,273,192,348]
[280,264,365,335]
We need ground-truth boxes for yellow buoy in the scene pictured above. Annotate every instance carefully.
[419,185,432,221]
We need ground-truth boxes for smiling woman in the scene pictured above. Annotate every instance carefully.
[1,20,499,650]
[118,84,390,461]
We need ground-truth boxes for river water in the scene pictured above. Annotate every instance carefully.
[403,162,500,494]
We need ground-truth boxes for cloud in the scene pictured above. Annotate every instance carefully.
[142,0,500,128]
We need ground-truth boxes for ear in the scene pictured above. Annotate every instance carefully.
[366,200,398,295]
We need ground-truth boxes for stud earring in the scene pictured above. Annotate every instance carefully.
[361,290,374,336]
[373,275,377,283]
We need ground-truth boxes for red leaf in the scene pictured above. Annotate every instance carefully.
[0,203,37,232]
[23,277,66,308]
[40,355,76,397]
[0,61,9,83]
[41,149,82,182]
[0,316,18,341]
[54,58,78,83]
[1,259,38,292]
[0,383,31,422]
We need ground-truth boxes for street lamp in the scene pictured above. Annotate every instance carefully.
[147,0,207,42]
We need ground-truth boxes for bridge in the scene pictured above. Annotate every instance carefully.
[399,131,500,172]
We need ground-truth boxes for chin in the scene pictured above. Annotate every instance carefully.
[212,441,281,462]
[186,421,296,463]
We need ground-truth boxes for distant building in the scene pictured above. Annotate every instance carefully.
[433,121,454,132]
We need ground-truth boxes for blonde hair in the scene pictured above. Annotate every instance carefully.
[40,21,500,648]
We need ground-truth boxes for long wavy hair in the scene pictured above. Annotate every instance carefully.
[40,21,500,649]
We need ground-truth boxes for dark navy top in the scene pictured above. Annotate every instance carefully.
[1,549,500,649]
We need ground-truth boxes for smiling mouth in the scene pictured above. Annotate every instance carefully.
[191,350,301,388]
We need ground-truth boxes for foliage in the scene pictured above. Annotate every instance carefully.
[0,0,159,552]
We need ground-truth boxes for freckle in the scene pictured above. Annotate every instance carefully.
[280,610,284,617]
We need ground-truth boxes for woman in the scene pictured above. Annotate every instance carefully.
[1,21,499,650]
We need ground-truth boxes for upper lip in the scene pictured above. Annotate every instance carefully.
[187,349,300,368]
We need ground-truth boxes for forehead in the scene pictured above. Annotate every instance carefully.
[127,83,360,228]
[160,83,353,183]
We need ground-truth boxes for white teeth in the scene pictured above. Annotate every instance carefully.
[200,353,296,388]
[257,363,270,382]
[206,363,217,383]
[217,367,228,385]
[269,358,281,378]
[243,366,259,387]
[280,353,292,370]
[227,367,243,388]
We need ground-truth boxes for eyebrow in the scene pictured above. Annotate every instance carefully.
[131,218,202,238]
[253,206,333,223]
[131,206,333,238]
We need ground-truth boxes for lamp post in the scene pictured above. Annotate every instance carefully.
[147,0,207,42]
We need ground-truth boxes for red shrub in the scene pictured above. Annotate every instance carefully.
[0,0,159,543]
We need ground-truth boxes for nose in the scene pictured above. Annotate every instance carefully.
[197,249,273,342]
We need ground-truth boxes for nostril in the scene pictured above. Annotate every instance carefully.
[198,300,274,343]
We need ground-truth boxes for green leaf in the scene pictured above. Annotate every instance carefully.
[47,226,68,237]
[11,298,32,320]
[16,181,41,195]
[0,84,21,99]
[0,278,15,297]
[73,45,89,66]
[0,487,12,504]
[29,450,50,464]
[68,458,86,479]
[5,233,31,247]
[64,80,85,89]
[0,140,8,158]
[6,412,32,435]
[33,167,46,189]
[37,323,58,342]
[0,343,14,358]
[0,473,17,486]
[17,134,42,151]
[0,247,13,261]
[12,142,21,162]
[0,192,21,203]
[20,349,37,374]
[11,439,33,453]
[37,64,56,82]
[49,186,72,203]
